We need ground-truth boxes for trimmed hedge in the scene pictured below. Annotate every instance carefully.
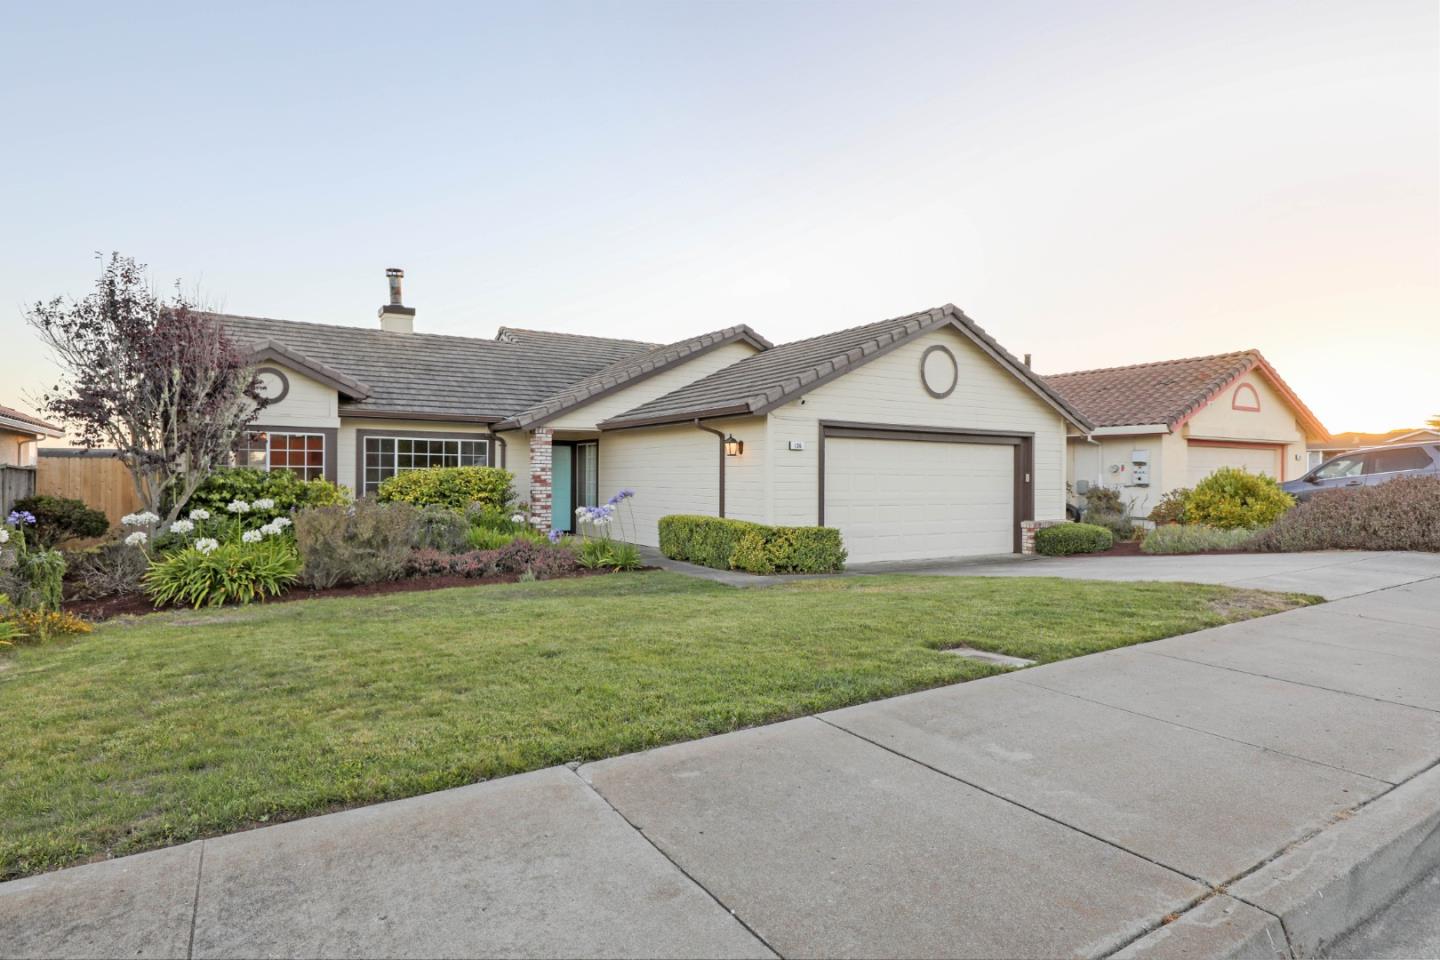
[1034,522,1114,556]
[1248,475,1440,552]
[376,466,513,511]
[658,515,847,574]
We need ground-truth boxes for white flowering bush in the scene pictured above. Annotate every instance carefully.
[124,531,149,548]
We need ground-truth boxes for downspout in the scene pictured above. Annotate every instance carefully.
[493,432,508,469]
[693,419,726,518]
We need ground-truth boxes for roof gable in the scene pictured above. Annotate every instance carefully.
[1044,350,1328,439]
[494,325,772,431]
[599,305,1091,431]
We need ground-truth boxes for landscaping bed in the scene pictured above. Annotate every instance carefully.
[1,571,1315,880]
[64,566,648,622]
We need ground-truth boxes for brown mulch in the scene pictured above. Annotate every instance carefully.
[65,567,652,623]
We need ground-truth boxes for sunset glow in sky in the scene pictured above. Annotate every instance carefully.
[1,0,1435,434]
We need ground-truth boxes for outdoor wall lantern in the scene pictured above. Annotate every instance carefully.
[723,434,743,457]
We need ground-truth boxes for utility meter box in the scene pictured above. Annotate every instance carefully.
[1130,449,1151,487]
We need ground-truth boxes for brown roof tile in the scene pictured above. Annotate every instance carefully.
[1043,350,1328,438]
[0,403,62,437]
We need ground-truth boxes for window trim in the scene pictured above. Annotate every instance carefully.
[238,425,337,483]
[354,429,494,496]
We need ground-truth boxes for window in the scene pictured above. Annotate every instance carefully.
[575,442,599,508]
[238,431,327,481]
[363,435,489,495]
[1314,456,1364,480]
[1367,447,1433,475]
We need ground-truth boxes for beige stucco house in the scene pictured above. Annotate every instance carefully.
[0,404,62,469]
[1044,352,1330,519]
[214,272,1093,562]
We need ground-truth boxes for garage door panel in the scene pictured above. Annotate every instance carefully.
[826,438,1014,563]
[1185,445,1279,487]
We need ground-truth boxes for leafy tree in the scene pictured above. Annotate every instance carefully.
[28,254,267,523]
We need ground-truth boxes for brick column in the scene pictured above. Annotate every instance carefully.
[1020,519,1066,555]
[529,427,553,533]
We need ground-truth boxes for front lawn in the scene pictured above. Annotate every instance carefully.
[0,572,1315,879]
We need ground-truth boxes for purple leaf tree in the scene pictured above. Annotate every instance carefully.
[27,254,269,523]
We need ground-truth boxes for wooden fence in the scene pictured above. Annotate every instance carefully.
[1,465,37,516]
[37,449,143,524]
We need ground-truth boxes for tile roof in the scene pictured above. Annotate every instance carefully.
[1043,350,1328,438]
[600,305,1091,430]
[494,325,773,431]
[211,313,654,422]
[1043,352,1256,429]
[0,403,62,437]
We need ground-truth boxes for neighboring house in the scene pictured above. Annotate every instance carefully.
[1044,351,1329,519]
[0,403,63,514]
[1308,428,1440,469]
[213,270,1092,561]
[0,403,62,468]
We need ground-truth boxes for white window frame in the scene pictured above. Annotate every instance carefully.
[362,435,490,495]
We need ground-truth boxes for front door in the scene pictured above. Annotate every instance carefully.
[552,446,574,532]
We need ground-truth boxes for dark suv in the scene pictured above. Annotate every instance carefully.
[1282,442,1440,502]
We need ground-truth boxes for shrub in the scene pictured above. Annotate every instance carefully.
[0,522,66,611]
[144,539,301,608]
[1081,486,1137,540]
[657,515,847,574]
[578,539,644,572]
[1148,488,1192,525]
[493,539,581,578]
[11,495,110,547]
[1034,523,1114,556]
[415,505,471,554]
[71,542,150,598]
[0,595,92,645]
[377,467,513,511]
[1248,476,1440,552]
[292,501,419,588]
[465,526,516,551]
[1186,468,1294,530]
[184,468,349,524]
[1142,523,1260,554]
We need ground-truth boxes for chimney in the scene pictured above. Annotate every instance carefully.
[1023,353,1032,369]
[378,267,416,333]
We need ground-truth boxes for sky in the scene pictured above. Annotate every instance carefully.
[1,0,1436,434]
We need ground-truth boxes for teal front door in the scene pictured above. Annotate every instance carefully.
[551,446,574,532]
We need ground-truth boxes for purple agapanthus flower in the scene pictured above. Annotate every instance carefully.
[6,510,36,526]
[548,528,562,544]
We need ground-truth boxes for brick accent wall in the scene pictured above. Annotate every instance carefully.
[1020,519,1066,555]
[528,427,553,533]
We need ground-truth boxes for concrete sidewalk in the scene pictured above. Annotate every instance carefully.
[4,574,1438,958]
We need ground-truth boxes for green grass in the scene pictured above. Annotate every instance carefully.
[0,572,1315,879]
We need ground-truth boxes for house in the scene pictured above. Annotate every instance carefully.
[1307,428,1440,469]
[0,403,63,514]
[1044,351,1329,519]
[213,270,1092,562]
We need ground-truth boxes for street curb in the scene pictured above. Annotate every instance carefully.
[1239,764,1440,957]
[1115,764,1440,959]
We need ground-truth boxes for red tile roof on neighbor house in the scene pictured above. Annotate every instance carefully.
[0,403,62,438]
[1042,350,1329,439]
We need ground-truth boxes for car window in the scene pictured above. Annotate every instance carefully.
[1314,456,1364,479]
[1367,447,1433,474]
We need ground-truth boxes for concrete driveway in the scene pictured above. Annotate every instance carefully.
[848,549,1440,600]
[4,563,1438,958]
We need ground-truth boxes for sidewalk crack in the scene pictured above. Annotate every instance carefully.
[567,766,782,959]
[186,840,206,960]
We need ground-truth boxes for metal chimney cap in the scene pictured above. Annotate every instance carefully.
[385,267,404,277]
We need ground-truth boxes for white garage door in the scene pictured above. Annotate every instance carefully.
[825,437,1014,563]
[1185,444,1279,487]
